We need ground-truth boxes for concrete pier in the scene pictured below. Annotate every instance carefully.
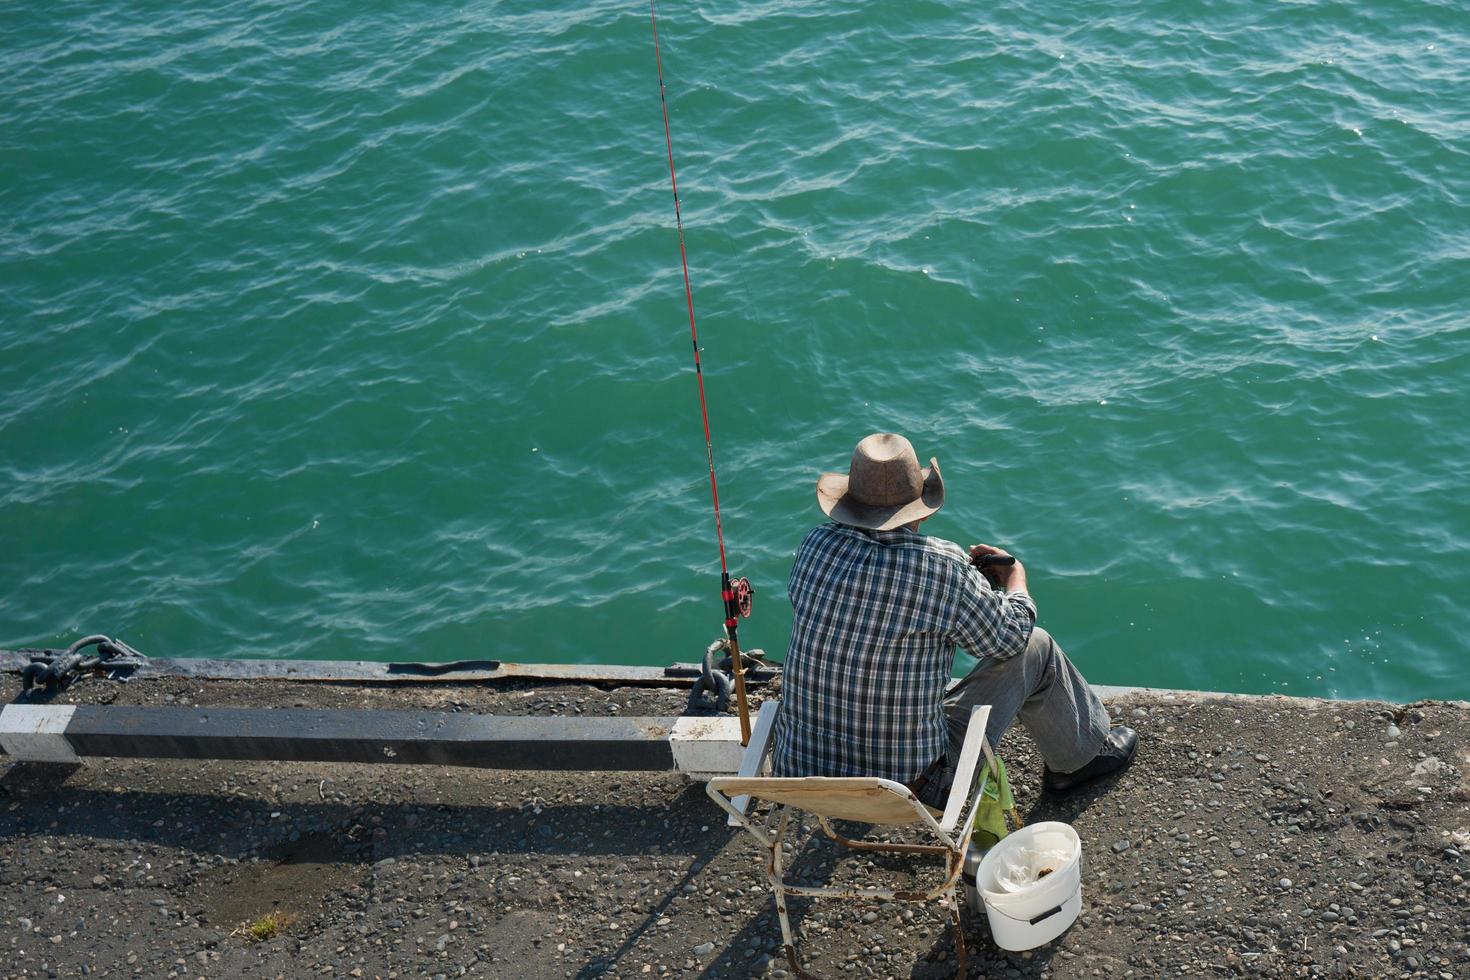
[1,664,1466,978]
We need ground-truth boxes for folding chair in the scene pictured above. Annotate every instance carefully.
[707,703,1001,979]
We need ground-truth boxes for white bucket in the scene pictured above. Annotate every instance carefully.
[974,821,1083,951]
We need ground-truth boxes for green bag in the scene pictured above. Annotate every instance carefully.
[969,755,1014,850]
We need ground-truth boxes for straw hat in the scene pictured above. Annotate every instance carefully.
[816,433,945,531]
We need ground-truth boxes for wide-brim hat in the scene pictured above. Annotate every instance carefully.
[816,432,944,531]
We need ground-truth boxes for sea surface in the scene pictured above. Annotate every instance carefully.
[2,1,1467,701]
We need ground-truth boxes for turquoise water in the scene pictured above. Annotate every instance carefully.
[2,1,1467,701]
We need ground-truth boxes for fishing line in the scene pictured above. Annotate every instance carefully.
[649,0,756,742]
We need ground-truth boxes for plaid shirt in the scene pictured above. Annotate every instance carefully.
[772,523,1037,784]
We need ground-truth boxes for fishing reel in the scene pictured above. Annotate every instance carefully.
[731,576,754,618]
[720,574,755,628]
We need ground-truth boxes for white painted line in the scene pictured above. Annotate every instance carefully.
[0,704,79,763]
[670,716,745,775]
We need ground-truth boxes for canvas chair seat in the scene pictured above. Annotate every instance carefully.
[706,776,927,825]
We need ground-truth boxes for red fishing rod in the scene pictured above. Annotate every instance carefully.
[649,0,756,744]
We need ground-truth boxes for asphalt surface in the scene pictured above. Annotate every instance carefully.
[2,674,1467,979]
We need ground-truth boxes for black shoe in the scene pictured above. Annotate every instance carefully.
[1042,726,1138,795]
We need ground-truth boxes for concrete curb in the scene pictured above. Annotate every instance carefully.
[0,703,746,775]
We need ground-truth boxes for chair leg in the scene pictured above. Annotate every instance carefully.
[947,882,967,979]
[767,807,820,979]
[760,811,967,979]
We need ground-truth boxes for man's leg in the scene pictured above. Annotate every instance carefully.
[943,626,1111,775]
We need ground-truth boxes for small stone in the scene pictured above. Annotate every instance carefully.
[1128,903,1148,913]
[693,941,716,957]
[1385,724,1401,740]
[1322,910,1339,922]
[1130,708,1148,718]
[1112,840,1131,854]
[861,911,878,924]
[1279,878,1293,889]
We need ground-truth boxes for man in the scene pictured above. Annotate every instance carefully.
[772,432,1136,803]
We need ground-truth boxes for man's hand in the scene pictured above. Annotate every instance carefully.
[970,543,1027,594]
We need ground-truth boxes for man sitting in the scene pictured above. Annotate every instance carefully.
[772,432,1137,803]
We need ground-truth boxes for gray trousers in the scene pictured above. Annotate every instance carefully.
[942,626,1111,781]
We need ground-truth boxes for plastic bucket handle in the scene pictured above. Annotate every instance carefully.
[984,884,1079,926]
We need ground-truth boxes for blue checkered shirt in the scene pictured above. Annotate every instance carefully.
[772,523,1037,784]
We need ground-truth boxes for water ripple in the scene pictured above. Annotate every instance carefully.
[1,0,1466,700]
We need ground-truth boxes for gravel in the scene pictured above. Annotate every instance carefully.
[2,674,1468,978]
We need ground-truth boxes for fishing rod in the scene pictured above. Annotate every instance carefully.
[649,0,757,745]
